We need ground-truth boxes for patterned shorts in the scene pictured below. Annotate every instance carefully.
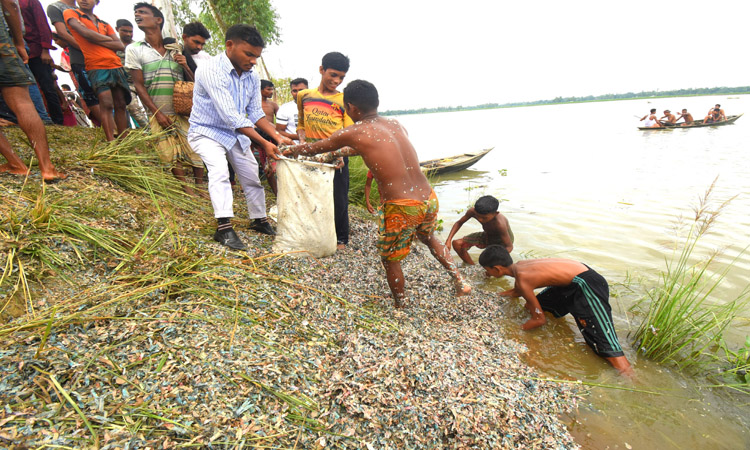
[149,114,203,168]
[87,67,132,104]
[377,191,439,262]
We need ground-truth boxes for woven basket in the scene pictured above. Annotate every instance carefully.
[173,81,194,116]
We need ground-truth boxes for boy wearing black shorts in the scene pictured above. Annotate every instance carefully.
[479,245,633,376]
[445,195,513,265]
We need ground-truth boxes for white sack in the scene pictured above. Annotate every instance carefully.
[273,157,337,258]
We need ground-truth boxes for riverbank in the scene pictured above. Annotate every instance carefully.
[0,127,580,448]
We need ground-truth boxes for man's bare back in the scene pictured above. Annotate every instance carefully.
[293,115,433,202]
[510,258,588,291]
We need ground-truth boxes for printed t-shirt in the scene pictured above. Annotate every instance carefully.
[297,88,353,141]
[46,1,84,65]
[125,41,183,115]
[62,8,120,70]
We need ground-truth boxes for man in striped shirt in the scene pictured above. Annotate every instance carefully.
[125,3,203,195]
[188,24,292,250]
[479,245,633,376]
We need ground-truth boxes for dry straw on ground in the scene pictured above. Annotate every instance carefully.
[1,127,580,448]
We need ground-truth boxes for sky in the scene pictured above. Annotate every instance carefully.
[41,0,748,111]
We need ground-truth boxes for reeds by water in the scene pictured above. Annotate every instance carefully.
[631,179,750,391]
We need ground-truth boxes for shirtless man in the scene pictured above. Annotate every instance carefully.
[284,79,471,307]
[260,79,279,122]
[704,107,725,124]
[253,79,279,194]
[444,195,514,265]
[706,104,725,119]
[659,110,676,125]
[676,108,694,126]
[639,108,661,128]
[479,245,633,376]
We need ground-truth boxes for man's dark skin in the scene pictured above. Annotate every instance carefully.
[182,33,206,55]
[116,24,133,45]
[444,208,513,264]
[284,95,470,304]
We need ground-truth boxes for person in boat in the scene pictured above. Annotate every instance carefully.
[284,79,472,307]
[659,110,676,125]
[704,108,725,124]
[639,108,661,128]
[479,245,633,376]
[676,108,694,126]
[706,104,726,119]
[444,195,514,265]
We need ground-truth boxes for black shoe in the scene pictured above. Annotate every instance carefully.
[213,228,247,250]
[249,218,276,236]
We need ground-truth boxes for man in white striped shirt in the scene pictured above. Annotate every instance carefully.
[188,24,292,250]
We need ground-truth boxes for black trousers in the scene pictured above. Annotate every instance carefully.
[333,157,350,244]
[27,57,64,125]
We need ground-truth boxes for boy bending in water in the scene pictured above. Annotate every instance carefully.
[445,195,513,264]
[285,80,471,307]
[479,245,632,375]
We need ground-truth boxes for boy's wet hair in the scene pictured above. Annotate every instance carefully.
[116,19,133,29]
[290,78,308,87]
[183,21,210,40]
[478,245,513,268]
[133,2,164,30]
[260,79,274,90]
[225,24,265,48]
[343,80,379,111]
[474,195,499,214]
[650,108,656,113]
[322,52,350,72]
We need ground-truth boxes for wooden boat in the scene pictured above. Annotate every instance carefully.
[420,148,494,175]
[669,113,742,128]
[639,114,743,130]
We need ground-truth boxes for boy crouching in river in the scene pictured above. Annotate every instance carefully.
[479,245,633,376]
[284,80,471,307]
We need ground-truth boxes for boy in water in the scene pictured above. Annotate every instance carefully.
[285,80,471,307]
[479,245,633,375]
[444,195,513,264]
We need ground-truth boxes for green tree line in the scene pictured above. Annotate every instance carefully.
[382,86,750,116]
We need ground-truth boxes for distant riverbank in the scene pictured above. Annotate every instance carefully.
[383,87,750,116]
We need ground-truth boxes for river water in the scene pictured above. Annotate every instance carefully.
[395,95,750,449]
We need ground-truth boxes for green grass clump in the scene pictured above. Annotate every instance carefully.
[348,156,379,209]
[631,179,750,382]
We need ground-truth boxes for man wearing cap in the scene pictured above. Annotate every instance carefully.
[659,110,676,125]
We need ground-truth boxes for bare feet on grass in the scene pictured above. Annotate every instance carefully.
[42,168,67,182]
[0,162,29,176]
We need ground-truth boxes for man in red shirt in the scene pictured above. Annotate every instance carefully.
[63,0,129,140]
